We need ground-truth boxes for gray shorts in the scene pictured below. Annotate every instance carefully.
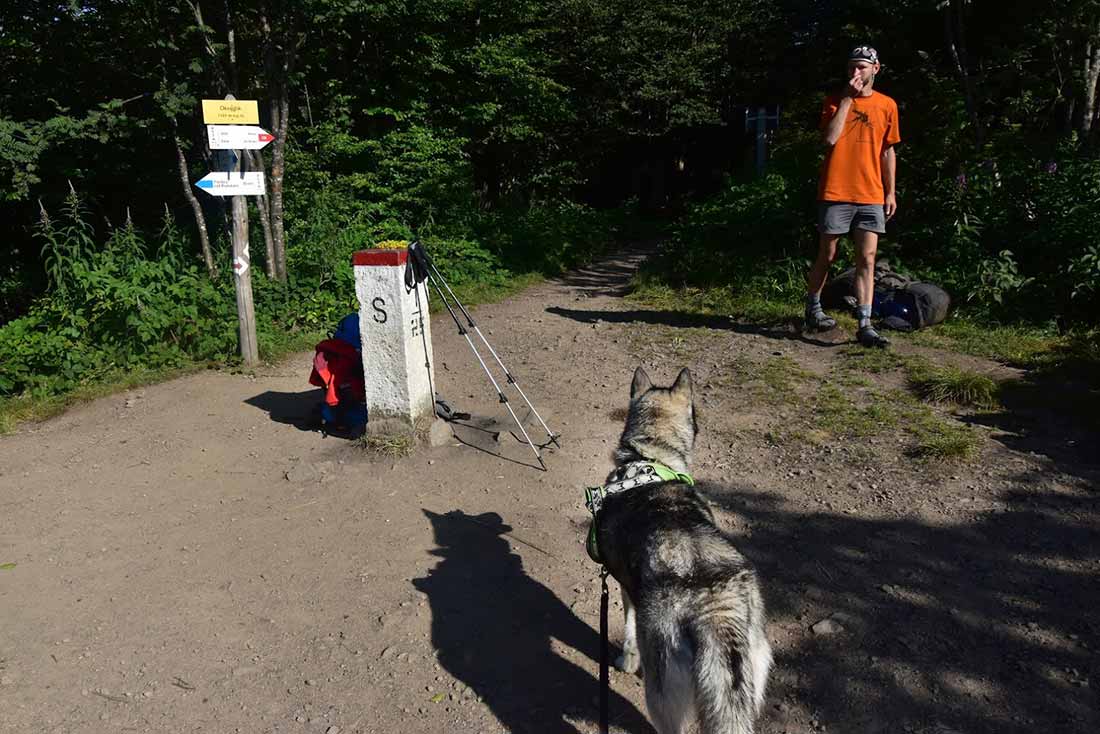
[818,201,886,235]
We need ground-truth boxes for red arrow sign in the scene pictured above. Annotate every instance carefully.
[207,125,275,150]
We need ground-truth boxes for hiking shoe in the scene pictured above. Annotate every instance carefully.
[804,308,837,332]
[857,325,891,348]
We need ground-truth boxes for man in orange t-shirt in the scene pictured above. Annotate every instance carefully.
[804,45,900,348]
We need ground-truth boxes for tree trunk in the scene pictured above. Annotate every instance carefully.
[224,0,239,94]
[944,0,983,147]
[260,4,294,283]
[1051,40,1075,134]
[265,88,290,282]
[257,194,276,280]
[246,149,276,278]
[1081,40,1100,140]
[174,135,216,277]
[187,0,231,90]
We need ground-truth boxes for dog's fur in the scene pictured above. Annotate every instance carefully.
[594,367,772,734]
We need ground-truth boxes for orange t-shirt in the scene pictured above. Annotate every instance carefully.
[817,91,901,204]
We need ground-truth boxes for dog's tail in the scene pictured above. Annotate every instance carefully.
[689,595,772,734]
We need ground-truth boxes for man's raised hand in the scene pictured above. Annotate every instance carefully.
[847,70,864,97]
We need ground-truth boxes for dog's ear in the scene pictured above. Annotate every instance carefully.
[671,367,693,399]
[631,366,653,399]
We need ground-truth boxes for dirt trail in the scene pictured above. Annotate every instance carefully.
[1,246,1097,734]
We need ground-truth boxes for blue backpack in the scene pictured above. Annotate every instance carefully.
[332,313,361,351]
[316,314,368,437]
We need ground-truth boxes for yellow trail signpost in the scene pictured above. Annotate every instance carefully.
[201,99,259,125]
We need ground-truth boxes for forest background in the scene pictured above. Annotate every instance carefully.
[1,0,1098,413]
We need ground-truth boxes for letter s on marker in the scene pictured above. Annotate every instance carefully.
[371,297,388,324]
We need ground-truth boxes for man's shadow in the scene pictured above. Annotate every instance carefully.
[413,510,652,733]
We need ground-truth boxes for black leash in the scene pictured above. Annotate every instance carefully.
[599,569,610,734]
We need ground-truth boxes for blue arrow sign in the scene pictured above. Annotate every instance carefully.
[193,172,265,196]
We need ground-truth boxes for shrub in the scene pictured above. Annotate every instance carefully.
[908,364,1001,408]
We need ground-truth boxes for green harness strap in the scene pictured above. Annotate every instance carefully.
[650,463,695,485]
[586,514,603,564]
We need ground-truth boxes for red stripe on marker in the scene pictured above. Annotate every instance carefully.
[353,249,409,266]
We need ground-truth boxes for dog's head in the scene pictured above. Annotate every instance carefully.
[613,366,697,474]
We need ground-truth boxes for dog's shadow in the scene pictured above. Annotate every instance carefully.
[414,509,652,733]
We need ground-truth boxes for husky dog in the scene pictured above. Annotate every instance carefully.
[591,367,772,734]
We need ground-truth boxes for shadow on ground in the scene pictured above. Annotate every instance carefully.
[244,389,323,432]
[545,305,846,349]
[551,244,659,298]
[964,365,1100,488]
[444,413,556,471]
[414,509,653,734]
[702,479,1099,734]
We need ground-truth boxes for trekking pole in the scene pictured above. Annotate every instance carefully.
[417,247,560,448]
[430,272,546,470]
[410,275,438,414]
[409,247,547,470]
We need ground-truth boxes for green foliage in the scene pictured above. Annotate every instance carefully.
[639,171,810,305]
[1,192,237,398]
[899,138,1100,320]
[348,122,475,228]
[812,382,899,438]
[972,250,1034,308]
[908,364,1002,409]
[629,277,802,326]
[1068,243,1100,301]
[1,177,628,405]
[357,433,416,458]
[908,420,983,462]
[0,118,51,202]
[905,318,1064,368]
[479,199,632,274]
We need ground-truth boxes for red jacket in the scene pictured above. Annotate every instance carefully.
[309,339,365,406]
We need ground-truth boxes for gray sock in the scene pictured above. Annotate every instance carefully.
[806,293,824,315]
[857,304,872,329]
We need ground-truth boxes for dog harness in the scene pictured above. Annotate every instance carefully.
[584,461,695,564]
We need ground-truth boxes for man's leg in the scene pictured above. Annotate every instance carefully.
[805,233,840,331]
[853,229,889,347]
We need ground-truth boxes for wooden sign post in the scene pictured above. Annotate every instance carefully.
[229,149,259,366]
[196,94,264,366]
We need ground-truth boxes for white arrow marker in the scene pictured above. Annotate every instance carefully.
[207,125,276,150]
[194,171,266,196]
